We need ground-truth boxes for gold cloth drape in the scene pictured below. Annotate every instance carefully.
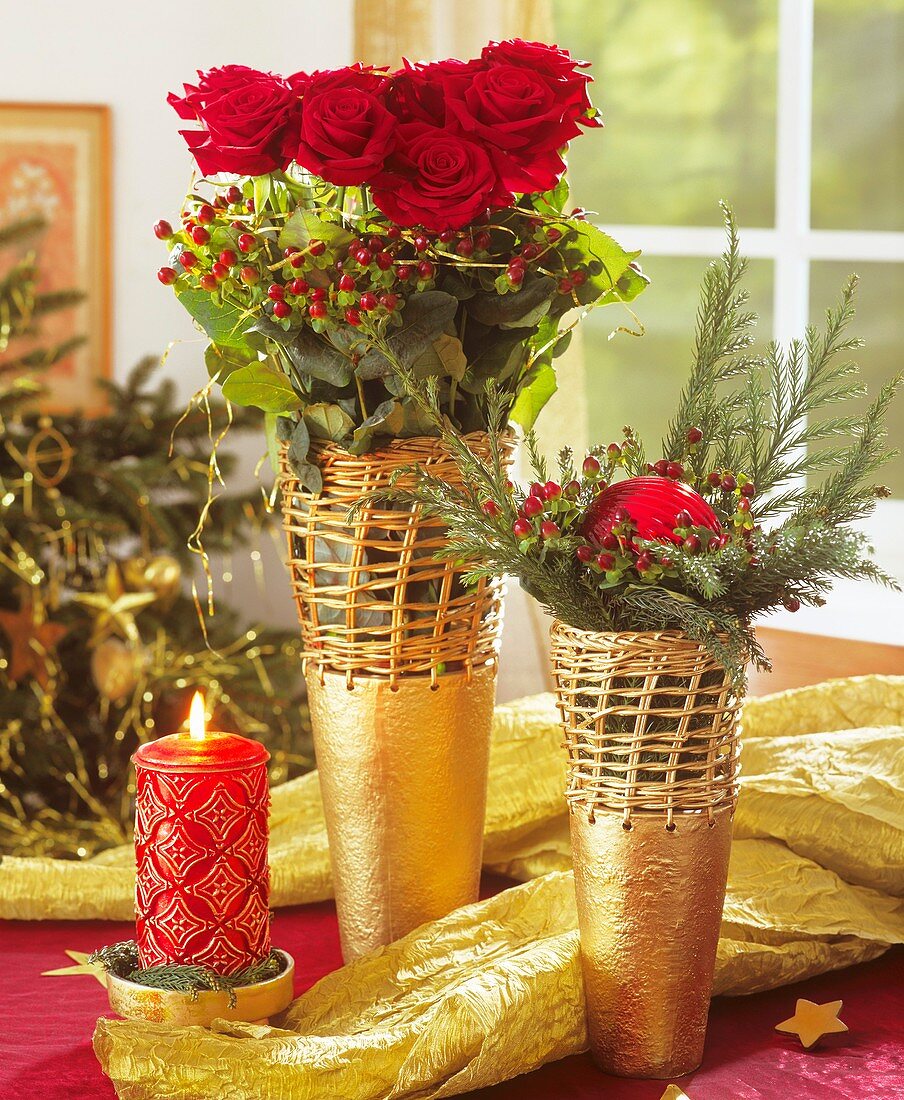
[7,675,899,1098]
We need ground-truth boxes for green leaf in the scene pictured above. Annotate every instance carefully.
[279,207,354,254]
[466,274,555,328]
[612,262,651,303]
[222,362,302,413]
[556,223,645,310]
[303,402,355,443]
[175,285,252,350]
[509,361,557,431]
[253,174,272,215]
[349,396,434,454]
[264,412,281,473]
[533,178,569,217]
[432,334,468,381]
[248,319,354,388]
[460,327,529,394]
[204,342,256,382]
[355,291,459,379]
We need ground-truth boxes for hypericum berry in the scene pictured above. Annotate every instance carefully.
[347,239,362,255]
[613,507,632,527]
[653,459,669,476]
[157,266,177,285]
[540,520,560,539]
[178,251,198,269]
[245,198,255,212]
[225,185,242,204]
[635,552,652,572]
[190,225,210,246]
[439,229,455,243]
[231,220,244,229]
[197,203,216,225]
[379,293,399,311]
[474,230,492,250]
[417,260,435,279]
[238,233,256,252]
[507,266,525,286]
[154,219,173,240]
[721,473,737,492]
[513,518,532,538]
[675,510,693,529]
[355,248,373,266]
[737,497,751,513]
[543,480,562,500]
[338,274,356,292]
[456,237,474,257]
[359,292,377,312]
[214,194,227,209]
[601,533,619,551]
[219,249,237,267]
[582,455,601,476]
[413,234,429,252]
[345,306,362,326]
[522,495,544,518]
[708,536,721,552]
[683,534,702,554]
[309,302,327,319]
[397,264,414,281]
[687,426,703,445]
[273,300,292,319]
[557,277,573,294]
[660,555,674,569]
[596,552,615,570]
[375,250,393,270]
[563,479,581,499]
[240,265,259,285]
[666,461,684,479]
[309,288,327,302]
[211,262,229,281]
[199,273,218,291]
[706,471,722,488]
[267,284,285,301]
[289,278,309,295]
[783,596,801,612]
[367,236,382,251]
[529,481,545,499]
[386,225,401,239]
[481,499,500,517]
[309,238,326,256]
[576,545,594,563]
[740,481,756,497]
[570,269,587,286]
[289,252,306,268]
[607,442,622,458]
[546,226,562,242]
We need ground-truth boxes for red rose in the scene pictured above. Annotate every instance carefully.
[284,65,395,186]
[388,57,484,126]
[372,123,511,232]
[168,65,299,177]
[481,39,600,129]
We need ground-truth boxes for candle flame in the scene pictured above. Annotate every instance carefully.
[189,691,207,741]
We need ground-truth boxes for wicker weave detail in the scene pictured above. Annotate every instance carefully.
[550,620,742,825]
[281,433,510,684]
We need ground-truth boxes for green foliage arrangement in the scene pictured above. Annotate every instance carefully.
[372,209,900,683]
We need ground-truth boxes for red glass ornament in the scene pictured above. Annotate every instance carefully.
[133,717,270,973]
[580,476,721,545]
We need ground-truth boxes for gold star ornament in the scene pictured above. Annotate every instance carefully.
[775,998,848,1049]
[42,950,108,988]
[72,564,157,644]
[660,1087,691,1100]
[0,596,68,688]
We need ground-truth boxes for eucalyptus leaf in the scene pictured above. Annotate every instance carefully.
[222,362,302,413]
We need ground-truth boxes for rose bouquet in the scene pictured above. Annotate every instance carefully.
[156,42,647,486]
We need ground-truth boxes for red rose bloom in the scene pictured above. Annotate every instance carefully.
[284,64,395,186]
[388,57,484,126]
[168,65,299,177]
[481,39,600,129]
[372,122,512,232]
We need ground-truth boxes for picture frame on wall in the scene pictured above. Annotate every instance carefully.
[0,102,111,415]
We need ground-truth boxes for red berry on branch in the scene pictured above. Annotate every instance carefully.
[355,248,373,266]
[707,536,721,551]
[267,284,285,301]
[576,545,594,563]
[397,265,413,281]
[653,459,670,477]
[601,533,619,551]
[439,229,455,243]
[191,226,210,246]
[414,234,429,252]
[582,455,601,476]
[783,596,801,612]
[156,266,177,285]
[543,480,562,500]
[154,219,173,240]
[635,552,652,572]
[338,274,356,292]
[309,239,326,256]
[666,461,684,479]
[290,253,305,268]
[564,479,581,499]
[245,198,255,212]
[513,519,532,538]
[737,497,751,513]
[197,204,216,225]
[359,292,377,312]
[214,195,227,209]
[571,269,588,286]
[613,506,631,525]
[540,520,560,539]
[347,239,362,254]
[231,220,244,230]
[178,251,198,269]
[225,185,242,205]
[211,262,229,280]
[546,227,562,242]
[309,302,327,318]
[507,266,525,286]
[687,426,703,445]
[706,471,722,488]
[376,251,393,270]
[345,307,362,326]
[199,273,218,291]
[521,242,540,260]
[219,249,237,267]
[683,534,702,553]
[522,495,544,517]
[240,265,259,285]
[417,260,435,279]
[289,278,309,295]
[607,443,622,458]
[596,552,615,570]
[368,237,382,252]
[456,237,474,257]
[721,473,737,492]
[481,499,500,517]
[273,300,292,319]
[238,233,256,252]
[740,481,756,497]
[474,231,492,251]
[387,225,401,239]
[509,255,526,270]
[309,287,327,301]
[660,555,674,569]
[557,277,573,294]
[529,482,545,498]
[675,510,693,528]
[379,293,399,311]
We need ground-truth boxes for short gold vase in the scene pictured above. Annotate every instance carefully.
[550,621,742,1078]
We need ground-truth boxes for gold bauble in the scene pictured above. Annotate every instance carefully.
[122,555,182,604]
[90,638,145,702]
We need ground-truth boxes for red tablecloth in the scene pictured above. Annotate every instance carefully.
[2,875,901,1099]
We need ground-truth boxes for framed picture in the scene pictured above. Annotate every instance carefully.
[0,103,111,415]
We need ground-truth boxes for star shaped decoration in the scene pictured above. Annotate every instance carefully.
[42,950,108,988]
[775,998,848,1049]
[71,564,157,644]
[659,1087,691,1100]
[0,596,68,688]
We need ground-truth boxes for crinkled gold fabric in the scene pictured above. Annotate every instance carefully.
[4,676,904,1098]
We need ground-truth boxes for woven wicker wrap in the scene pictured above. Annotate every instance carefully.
[281,433,509,684]
[550,620,742,826]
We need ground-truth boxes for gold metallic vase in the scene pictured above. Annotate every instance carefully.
[306,664,496,961]
[570,807,733,1077]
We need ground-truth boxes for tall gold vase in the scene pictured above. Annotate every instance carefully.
[550,621,742,1078]
[281,435,508,961]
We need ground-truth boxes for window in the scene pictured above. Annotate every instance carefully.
[552,0,904,639]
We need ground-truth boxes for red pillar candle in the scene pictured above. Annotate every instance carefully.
[133,692,271,973]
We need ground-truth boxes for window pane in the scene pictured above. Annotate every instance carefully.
[809,262,904,494]
[552,1,778,227]
[812,0,904,231]
[584,256,774,448]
